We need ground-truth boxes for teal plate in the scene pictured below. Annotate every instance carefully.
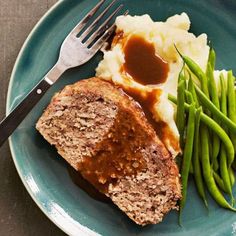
[7,0,236,235]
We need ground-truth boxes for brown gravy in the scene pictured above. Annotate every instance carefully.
[123,87,165,138]
[123,87,180,153]
[123,35,169,85]
[76,108,147,194]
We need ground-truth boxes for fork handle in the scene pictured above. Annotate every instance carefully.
[0,79,51,147]
[0,64,65,147]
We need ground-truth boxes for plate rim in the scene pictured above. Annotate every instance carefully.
[6,0,94,235]
[5,0,236,235]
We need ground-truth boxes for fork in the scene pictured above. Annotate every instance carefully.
[0,0,125,147]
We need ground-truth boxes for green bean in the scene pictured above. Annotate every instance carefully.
[229,168,235,188]
[227,71,236,150]
[227,71,235,121]
[208,47,216,70]
[220,73,227,116]
[206,50,217,163]
[187,79,199,174]
[235,88,236,114]
[188,77,199,107]
[220,146,234,205]
[194,84,236,135]
[200,123,236,211]
[179,103,195,225]
[193,107,208,207]
[176,52,209,98]
[168,94,235,167]
[213,171,227,193]
[178,68,185,83]
[185,91,193,103]
[207,62,220,170]
[232,85,236,170]
[177,80,186,149]
[184,67,190,81]
[185,88,208,167]
[185,91,195,174]
[232,88,236,170]
[219,74,235,168]
[208,129,213,163]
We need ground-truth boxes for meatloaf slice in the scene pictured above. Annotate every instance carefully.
[36,77,181,225]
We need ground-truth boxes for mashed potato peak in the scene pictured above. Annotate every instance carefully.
[96,13,210,157]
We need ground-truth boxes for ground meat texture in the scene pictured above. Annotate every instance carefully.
[36,77,181,226]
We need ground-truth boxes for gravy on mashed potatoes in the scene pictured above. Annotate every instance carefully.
[96,13,210,157]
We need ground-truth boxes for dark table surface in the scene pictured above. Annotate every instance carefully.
[0,1,66,235]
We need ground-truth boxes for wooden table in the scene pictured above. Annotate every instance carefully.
[0,1,66,235]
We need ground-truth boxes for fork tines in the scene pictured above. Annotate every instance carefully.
[70,0,125,48]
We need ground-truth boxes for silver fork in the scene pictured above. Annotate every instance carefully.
[0,0,125,147]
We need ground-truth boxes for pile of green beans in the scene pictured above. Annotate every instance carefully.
[171,48,236,221]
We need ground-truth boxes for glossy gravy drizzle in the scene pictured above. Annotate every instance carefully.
[123,88,180,153]
[124,35,169,85]
[124,87,162,134]
[76,107,147,194]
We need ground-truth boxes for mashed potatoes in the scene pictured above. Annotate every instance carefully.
[96,13,210,157]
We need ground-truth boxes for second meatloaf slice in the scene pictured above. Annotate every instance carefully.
[36,77,181,225]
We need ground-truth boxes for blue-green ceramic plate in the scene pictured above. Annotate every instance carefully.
[7,0,236,235]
